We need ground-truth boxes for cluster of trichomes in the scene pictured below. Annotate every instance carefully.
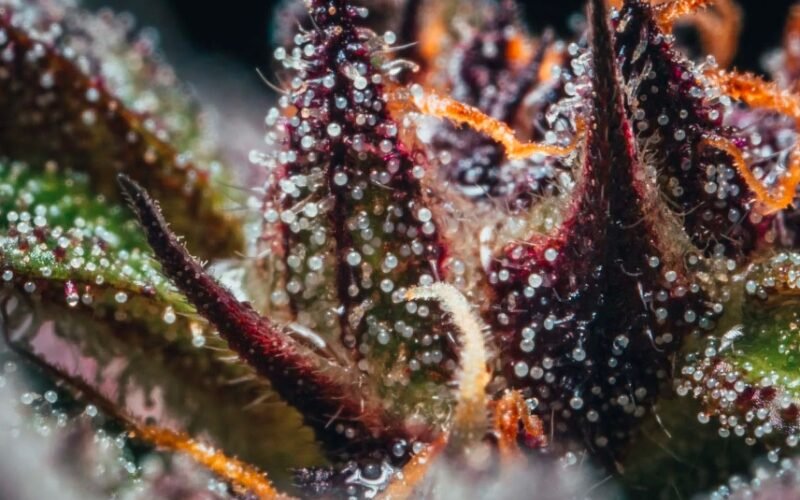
[6,0,800,498]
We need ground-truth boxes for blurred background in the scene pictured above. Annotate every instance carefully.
[96,0,799,76]
[81,0,800,143]
[73,0,800,146]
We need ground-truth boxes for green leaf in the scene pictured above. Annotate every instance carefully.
[0,160,323,486]
[676,251,800,448]
[0,2,322,484]
[0,2,242,258]
[0,160,185,315]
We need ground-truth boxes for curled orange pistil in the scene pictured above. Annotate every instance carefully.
[412,88,584,160]
[703,70,800,213]
[703,137,800,215]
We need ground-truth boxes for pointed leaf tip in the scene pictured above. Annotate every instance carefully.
[119,172,413,454]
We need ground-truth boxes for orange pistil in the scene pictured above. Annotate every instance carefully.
[703,137,800,215]
[412,89,584,160]
[610,0,740,66]
[654,0,717,32]
[784,5,800,86]
[690,0,741,67]
[539,46,566,83]
[378,436,446,500]
[0,328,289,499]
[703,70,800,213]
[419,9,446,65]
[506,32,535,68]
[134,425,290,499]
[711,70,800,119]
[492,390,546,462]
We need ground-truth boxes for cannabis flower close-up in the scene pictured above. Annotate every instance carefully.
[6,0,800,498]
